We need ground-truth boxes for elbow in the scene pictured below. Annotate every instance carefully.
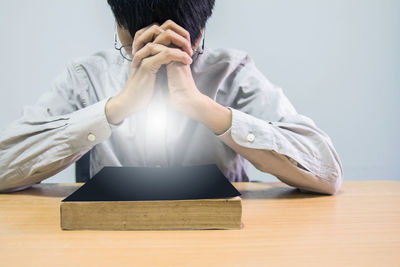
[293,159,344,195]
[323,176,342,195]
[298,171,343,196]
[318,166,344,195]
[309,148,344,195]
[0,169,36,193]
[0,172,34,193]
[321,144,344,195]
[327,157,344,195]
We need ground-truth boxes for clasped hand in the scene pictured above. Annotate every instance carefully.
[106,19,204,125]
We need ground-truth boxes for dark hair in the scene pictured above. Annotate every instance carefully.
[107,0,215,46]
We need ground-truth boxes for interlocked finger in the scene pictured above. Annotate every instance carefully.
[153,29,193,57]
[132,19,192,56]
[138,46,192,74]
[133,24,163,54]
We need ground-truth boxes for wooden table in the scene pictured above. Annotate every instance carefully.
[0,181,399,267]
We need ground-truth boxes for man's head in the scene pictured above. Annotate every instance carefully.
[107,0,215,46]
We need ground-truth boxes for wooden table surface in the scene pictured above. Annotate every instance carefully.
[0,181,399,267]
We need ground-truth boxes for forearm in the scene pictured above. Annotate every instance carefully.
[218,133,341,195]
[187,96,342,195]
[105,68,157,125]
[0,100,111,192]
[0,151,86,192]
[185,93,232,135]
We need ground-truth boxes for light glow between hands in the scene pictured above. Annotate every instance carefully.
[147,104,167,136]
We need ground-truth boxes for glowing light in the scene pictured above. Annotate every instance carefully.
[147,105,167,137]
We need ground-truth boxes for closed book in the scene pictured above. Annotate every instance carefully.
[60,164,242,230]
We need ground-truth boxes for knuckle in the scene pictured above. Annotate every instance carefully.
[135,34,144,44]
[150,43,161,52]
[155,27,164,35]
[140,58,151,69]
[132,44,139,54]
[150,24,160,33]
[185,30,190,38]
[154,43,163,50]
[133,42,142,52]
[163,49,173,57]
[132,53,141,62]
[166,29,174,37]
[145,42,154,49]
[134,30,141,39]
[181,51,190,60]
[183,31,190,40]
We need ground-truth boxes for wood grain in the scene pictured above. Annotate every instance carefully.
[0,181,399,267]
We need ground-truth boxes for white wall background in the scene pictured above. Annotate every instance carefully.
[0,0,399,183]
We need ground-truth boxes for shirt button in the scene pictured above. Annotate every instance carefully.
[246,133,255,143]
[87,133,96,142]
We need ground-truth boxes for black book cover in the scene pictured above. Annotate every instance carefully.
[62,164,241,202]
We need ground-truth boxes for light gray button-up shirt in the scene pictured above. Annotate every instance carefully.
[0,47,343,193]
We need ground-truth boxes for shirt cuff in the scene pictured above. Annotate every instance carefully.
[214,107,233,137]
[227,108,277,151]
[66,98,112,151]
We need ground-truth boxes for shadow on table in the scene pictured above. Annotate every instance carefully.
[238,185,330,199]
[9,183,329,200]
[10,183,80,198]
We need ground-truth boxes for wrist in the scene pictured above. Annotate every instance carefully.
[188,94,232,135]
[105,83,149,125]
[105,96,126,125]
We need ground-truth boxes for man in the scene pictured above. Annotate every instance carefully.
[0,0,343,194]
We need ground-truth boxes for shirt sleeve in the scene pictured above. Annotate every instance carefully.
[0,62,113,192]
[225,54,343,193]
